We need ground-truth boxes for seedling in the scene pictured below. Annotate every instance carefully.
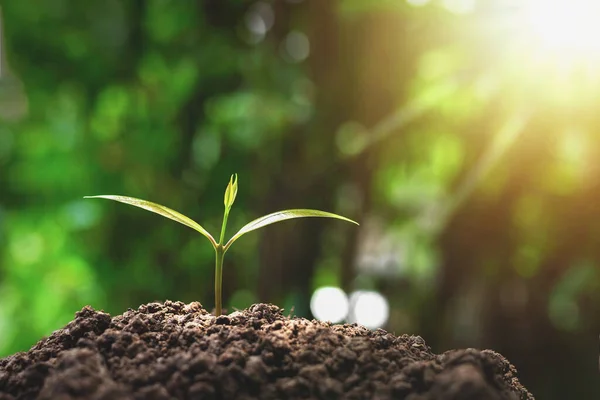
[85,174,358,316]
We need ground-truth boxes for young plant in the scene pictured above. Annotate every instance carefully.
[85,174,358,316]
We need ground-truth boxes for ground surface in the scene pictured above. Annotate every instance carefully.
[0,301,534,399]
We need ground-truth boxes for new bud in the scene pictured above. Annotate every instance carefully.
[224,173,238,209]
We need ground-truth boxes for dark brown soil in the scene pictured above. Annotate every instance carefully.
[0,301,534,400]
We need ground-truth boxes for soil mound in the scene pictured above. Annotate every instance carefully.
[0,301,534,399]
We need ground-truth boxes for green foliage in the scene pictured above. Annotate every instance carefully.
[86,175,358,315]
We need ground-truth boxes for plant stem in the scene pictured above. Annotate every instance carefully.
[219,208,230,245]
[214,206,231,317]
[214,246,224,316]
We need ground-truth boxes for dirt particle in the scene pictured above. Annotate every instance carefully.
[215,315,231,325]
[188,381,216,400]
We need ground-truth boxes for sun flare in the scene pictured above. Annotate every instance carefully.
[483,0,600,100]
[523,0,600,58]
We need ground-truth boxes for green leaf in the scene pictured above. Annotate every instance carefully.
[84,195,217,249]
[224,209,358,251]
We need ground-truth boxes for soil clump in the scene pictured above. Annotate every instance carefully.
[0,301,534,399]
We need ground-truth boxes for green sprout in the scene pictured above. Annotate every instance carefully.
[85,174,358,316]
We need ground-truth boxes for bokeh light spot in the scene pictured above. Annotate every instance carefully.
[310,286,349,323]
[336,121,368,156]
[442,0,476,15]
[244,2,275,44]
[348,290,389,329]
[60,200,102,230]
[9,232,44,265]
[283,31,310,62]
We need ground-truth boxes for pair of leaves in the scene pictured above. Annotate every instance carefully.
[84,195,358,252]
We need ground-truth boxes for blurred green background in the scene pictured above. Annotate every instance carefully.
[1,0,599,398]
